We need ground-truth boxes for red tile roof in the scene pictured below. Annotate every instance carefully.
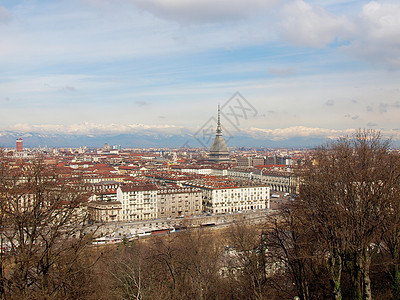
[120,184,158,192]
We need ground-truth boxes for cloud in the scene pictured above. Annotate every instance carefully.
[344,114,359,120]
[3,123,400,142]
[268,67,296,76]
[392,101,400,108]
[377,101,400,113]
[248,126,400,140]
[342,1,400,69]
[248,126,356,140]
[379,102,388,113]
[1,0,400,136]
[325,99,335,106]
[0,6,11,23]
[279,0,353,48]
[125,0,280,23]
[5,123,182,135]
[135,100,149,107]
[366,105,373,112]
[0,0,280,70]
[61,86,77,92]
[276,1,400,69]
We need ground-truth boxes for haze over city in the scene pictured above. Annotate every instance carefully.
[1,0,400,147]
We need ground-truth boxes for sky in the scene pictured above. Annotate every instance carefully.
[0,0,400,143]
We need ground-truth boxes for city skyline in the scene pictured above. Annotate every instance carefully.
[1,0,400,145]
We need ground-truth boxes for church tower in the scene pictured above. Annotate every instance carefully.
[209,105,230,163]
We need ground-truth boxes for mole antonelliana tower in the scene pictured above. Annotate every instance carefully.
[209,105,230,163]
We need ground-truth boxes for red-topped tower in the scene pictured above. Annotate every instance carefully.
[16,138,23,152]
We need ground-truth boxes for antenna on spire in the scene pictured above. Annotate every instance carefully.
[218,104,221,126]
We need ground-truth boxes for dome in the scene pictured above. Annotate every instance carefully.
[210,136,228,154]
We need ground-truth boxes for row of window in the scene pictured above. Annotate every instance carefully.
[214,205,264,213]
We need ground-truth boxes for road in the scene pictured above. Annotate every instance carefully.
[90,209,278,238]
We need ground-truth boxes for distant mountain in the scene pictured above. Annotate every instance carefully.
[0,130,333,148]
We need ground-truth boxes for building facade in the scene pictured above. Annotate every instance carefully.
[255,171,297,193]
[201,186,269,214]
[16,138,23,152]
[117,184,158,221]
[88,201,122,222]
[236,157,251,168]
[157,187,202,218]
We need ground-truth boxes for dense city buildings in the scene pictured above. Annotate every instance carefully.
[1,131,311,225]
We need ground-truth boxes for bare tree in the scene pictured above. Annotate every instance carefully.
[263,207,325,300]
[379,152,400,298]
[225,221,269,299]
[0,153,97,299]
[109,228,227,300]
[107,242,146,300]
[296,130,396,300]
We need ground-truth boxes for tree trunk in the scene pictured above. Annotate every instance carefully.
[391,247,400,299]
[392,262,400,300]
[361,250,372,300]
[328,250,342,300]
[349,250,372,300]
[345,252,362,300]
[0,263,5,300]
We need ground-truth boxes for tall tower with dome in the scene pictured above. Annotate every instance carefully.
[209,105,230,163]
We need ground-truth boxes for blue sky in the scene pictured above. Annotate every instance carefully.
[0,0,400,141]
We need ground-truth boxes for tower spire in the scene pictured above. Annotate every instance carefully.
[216,105,222,135]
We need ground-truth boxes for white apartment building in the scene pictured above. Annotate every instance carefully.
[117,184,158,221]
[178,167,213,175]
[227,169,254,180]
[200,185,270,214]
[211,168,228,176]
